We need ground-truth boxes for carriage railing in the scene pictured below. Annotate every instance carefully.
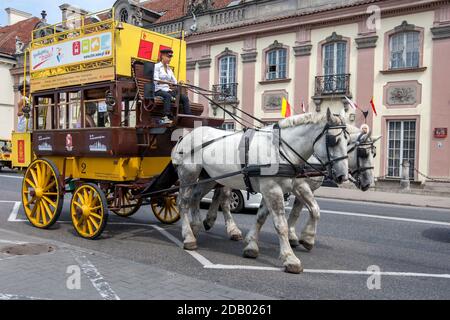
[314,74,350,96]
[31,8,115,48]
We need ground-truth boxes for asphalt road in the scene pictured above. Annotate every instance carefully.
[0,169,449,300]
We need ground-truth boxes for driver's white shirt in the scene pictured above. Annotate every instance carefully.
[154,62,177,92]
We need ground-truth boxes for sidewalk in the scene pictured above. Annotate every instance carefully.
[0,228,273,300]
[315,187,450,210]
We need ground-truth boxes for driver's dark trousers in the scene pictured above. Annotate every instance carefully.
[156,89,192,117]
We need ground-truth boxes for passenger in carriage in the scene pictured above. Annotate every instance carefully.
[154,48,192,125]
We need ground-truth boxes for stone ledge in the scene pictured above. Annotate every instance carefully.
[431,25,450,40]
[355,35,378,49]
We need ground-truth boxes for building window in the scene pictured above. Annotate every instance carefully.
[218,55,237,99]
[387,120,416,179]
[221,122,235,131]
[266,48,287,80]
[390,31,420,69]
[323,42,347,92]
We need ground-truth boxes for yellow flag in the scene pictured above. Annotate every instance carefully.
[281,98,291,118]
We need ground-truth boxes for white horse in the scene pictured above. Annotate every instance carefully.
[171,109,349,273]
[201,125,379,254]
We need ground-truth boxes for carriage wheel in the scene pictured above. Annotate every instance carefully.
[151,195,180,224]
[71,183,108,240]
[111,189,143,217]
[22,159,63,229]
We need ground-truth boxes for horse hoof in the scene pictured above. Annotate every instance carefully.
[203,220,212,231]
[243,248,259,259]
[299,240,314,252]
[289,239,300,248]
[184,242,198,251]
[284,263,303,274]
[230,234,243,241]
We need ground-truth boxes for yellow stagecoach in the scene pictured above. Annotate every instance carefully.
[20,4,223,239]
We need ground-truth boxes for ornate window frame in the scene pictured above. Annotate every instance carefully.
[317,32,351,77]
[383,21,425,73]
[261,40,291,83]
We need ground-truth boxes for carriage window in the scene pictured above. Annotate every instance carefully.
[121,100,136,127]
[57,93,68,129]
[68,92,82,129]
[35,97,53,130]
[85,101,111,128]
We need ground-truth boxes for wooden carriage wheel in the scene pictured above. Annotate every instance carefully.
[110,189,143,217]
[151,195,180,224]
[71,183,108,240]
[22,159,63,229]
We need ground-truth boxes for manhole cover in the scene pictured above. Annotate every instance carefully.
[0,243,57,256]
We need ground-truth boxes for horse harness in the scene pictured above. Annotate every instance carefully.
[179,123,349,195]
[347,133,376,179]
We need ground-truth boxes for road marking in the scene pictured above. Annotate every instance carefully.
[321,209,450,226]
[205,264,450,279]
[7,202,21,222]
[71,252,120,300]
[0,293,49,300]
[0,175,23,180]
[4,219,450,280]
[0,239,26,245]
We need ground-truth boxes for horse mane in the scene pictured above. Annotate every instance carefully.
[278,112,344,129]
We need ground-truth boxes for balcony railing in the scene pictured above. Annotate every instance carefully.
[212,83,238,102]
[315,74,350,96]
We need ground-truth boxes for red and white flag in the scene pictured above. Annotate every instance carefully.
[301,101,306,113]
[344,96,358,110]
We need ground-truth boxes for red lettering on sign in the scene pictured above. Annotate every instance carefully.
[17,140,25,164]
[73,41,81,56]
[138,40,154,60]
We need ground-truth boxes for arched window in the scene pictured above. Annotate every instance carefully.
[390,31,420,69]
[218,55,237,99]
[266,48,287,80]
[322,41,347,93]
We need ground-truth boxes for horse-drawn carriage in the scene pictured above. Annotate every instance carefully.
[19,7,223,239]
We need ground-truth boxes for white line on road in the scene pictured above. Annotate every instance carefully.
[0,293,49,300]
[321,209,450,226]
[0,175,23,180]
[71,252,121,300]
[0,239,26,245]
[205,264,450,279]
[7,202,21,222]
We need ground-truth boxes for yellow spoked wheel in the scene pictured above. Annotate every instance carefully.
[111,189,143,217]
[151,195,180,224]
[22,159,63,229]
[71,183,108,240]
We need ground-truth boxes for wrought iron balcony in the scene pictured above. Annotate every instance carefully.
[315,74,351,96]
[212,83,238,103]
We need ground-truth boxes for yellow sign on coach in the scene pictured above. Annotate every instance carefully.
[31,67,115,92]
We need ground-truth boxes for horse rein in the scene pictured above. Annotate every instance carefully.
[311,123,350,180]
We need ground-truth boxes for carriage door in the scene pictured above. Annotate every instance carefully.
[323,42,346,93]
[219,55,237,100]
